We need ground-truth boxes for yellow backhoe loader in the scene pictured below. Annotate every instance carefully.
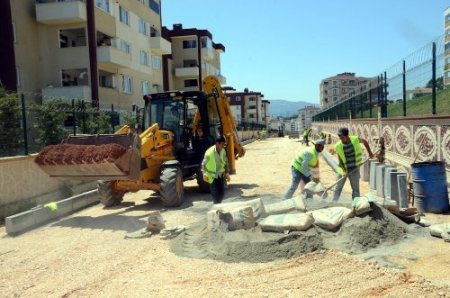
[35,76,245,207]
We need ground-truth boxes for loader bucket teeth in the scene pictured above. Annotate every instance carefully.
[34,133,141,181]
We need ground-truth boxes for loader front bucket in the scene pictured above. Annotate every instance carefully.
[34,133,141,181]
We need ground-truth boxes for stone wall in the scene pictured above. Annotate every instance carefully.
[313,116,450,178]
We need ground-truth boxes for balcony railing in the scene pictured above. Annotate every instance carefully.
[35,0,87,24]
[150,36,171,55]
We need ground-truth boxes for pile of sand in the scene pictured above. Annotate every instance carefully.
[171,198,410,263]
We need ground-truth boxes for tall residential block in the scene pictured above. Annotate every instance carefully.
[319,72,370,109]
[444,7,450,86]
[165,24,226,91]
[2,0,170,111]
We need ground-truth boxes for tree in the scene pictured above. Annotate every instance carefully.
[31,99,70,146]
[0,87,22,156]
[426,76,443,91]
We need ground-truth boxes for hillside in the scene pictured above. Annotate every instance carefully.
[269,99,318,117]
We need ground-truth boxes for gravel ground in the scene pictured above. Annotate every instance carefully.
[0,137,449,297]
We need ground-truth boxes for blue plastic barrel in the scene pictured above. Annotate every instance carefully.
[411,161,449,214]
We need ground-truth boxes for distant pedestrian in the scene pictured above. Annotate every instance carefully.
[202,135,230,204]
[284,139,325,199]
[332,127,373,201]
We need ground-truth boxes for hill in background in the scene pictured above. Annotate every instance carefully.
[269,99,319,117]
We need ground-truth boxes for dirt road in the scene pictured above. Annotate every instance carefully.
[0,137,449,297]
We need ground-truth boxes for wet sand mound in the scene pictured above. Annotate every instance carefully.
[171,202,410,263]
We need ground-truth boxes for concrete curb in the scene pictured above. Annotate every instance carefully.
[5,189,99,236]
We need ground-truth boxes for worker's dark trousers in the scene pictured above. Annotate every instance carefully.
[210,176,225,204]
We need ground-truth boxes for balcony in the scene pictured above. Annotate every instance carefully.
[150,36,171,55]
[36,0,87,25]
[97,46,131,69]
[201,47,214,61]
[42,85,91,102]
[175,67,199,77]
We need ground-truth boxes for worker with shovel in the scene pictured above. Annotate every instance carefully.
[332,127,373,201]
[284,139,325,199]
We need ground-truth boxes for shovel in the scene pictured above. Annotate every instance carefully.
[319,157,374,199]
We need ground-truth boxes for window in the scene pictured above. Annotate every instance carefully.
[142,80,150,94]
[184,79,198,87]
[121,41,130,53]
[119,6,129,25]
[59,28,86,48]
[152,56,161,69]
[61,69,89,86]
[139,19,148,35]
[122,75,132,93]
[183,59,197,67]
[140,50,148,66]
[149,0,160,14]
[201,36,212,48]
[99,70,115,88]
[96,0,110,13]
[182,40,197,49]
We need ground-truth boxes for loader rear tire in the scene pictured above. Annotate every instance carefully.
[160,167,184,207]
[97,180,124,207]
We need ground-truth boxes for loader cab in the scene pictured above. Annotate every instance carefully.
[143,91,213,177]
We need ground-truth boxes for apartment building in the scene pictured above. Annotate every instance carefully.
[319,72,370,109]
[224,90,265,126]
[1,0,170,112]
[165,24,226,91]
[444,7,450,86]
[297,105,320,132]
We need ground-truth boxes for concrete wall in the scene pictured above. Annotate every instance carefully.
[0,155,94,220]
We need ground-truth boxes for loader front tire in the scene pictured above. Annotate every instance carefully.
[97,180,124,207]
[160,167,184,207]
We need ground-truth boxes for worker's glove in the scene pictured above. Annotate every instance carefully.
[203,174,209,183]
[225,173,231,182]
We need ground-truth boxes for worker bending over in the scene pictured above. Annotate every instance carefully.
[284,139,325,199]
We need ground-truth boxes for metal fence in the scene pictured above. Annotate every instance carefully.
[0,93,267,157]
[0,95,138,157]
[313,34,446,121]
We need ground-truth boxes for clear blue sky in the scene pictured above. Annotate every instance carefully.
[162,0,449,104]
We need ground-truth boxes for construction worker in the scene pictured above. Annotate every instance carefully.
[202,135,230,204]
[284,139,325,199]
[303,128,312,145]
[333,127,374,201]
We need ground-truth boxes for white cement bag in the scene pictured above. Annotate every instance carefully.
[429,223,450,242]
[207,206,256,231]
[352,196,372,216]
[304,181,326,193]
[211,198,265,219]
[308,207,353,230]
[264,196,306,215]
[258,213,314,232]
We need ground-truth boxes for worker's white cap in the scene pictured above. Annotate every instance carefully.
[314,139,325,146]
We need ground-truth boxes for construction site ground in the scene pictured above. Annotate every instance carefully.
[1,137,449,297]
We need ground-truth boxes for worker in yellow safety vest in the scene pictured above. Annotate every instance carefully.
[202,135,230,204]
[333,127,373,201]
[284,139,325,199]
